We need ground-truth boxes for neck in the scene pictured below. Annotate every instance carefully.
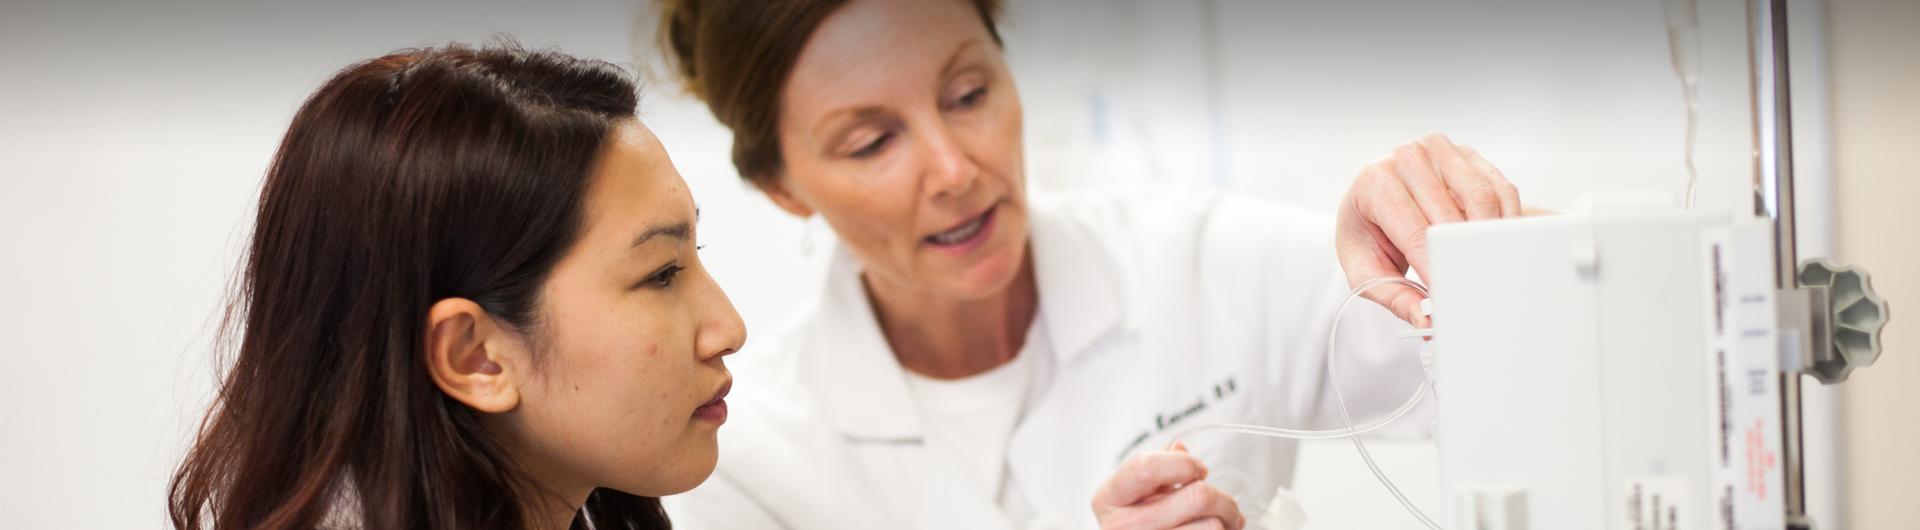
[863,251,1039,379]
[503,435,592,530]
[528,486,589,530]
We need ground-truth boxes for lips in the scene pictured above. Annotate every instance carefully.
[924,204,997,249]
[694,380,730,424]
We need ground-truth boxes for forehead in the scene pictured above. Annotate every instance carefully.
[782,0,987,114]
[580,122,691,238]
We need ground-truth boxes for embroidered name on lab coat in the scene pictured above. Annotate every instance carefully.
[1114,375,1238,461]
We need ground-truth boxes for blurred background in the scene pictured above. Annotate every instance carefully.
[1,0,1913,527]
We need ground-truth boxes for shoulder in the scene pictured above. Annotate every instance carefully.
[1035,187,1330,248]
[1031,187,1336,282]
[679,335,833,508]
[671,341,853,526]
[718,305,828,440]
[710,296,849,457]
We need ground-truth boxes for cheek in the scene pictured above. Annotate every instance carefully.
[993,98,1025,173]
[615,343,679,431]
[542,301,676,412]
[572,333,691,459]
[812,181,918,246]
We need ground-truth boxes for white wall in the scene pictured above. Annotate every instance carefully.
[0,0,1879,528]
[0,1,647,527]
[1827,0,1920,528]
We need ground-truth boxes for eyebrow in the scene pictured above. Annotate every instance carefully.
[630,207,698,249]
[940,38,983,77]
[814,106,890,146]
[629,222,692,248]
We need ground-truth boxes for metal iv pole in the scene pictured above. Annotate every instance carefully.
[1752,0,1890,527]
[1746,0,1810,526]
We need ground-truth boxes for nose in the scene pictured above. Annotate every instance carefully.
[919,124,979,200]
[694,269,747,363]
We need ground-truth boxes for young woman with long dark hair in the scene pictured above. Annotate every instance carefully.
[169,43,745,530]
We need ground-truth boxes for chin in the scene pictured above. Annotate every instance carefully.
[628,446,719,497]
[948,227,1029,300]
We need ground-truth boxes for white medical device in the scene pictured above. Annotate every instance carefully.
[1425,1,1889,529]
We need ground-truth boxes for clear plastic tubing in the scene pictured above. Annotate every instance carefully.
[1665,0,1704,210]
[1170,276,1440,529]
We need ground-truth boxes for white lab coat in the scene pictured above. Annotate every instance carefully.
[664,188,1425,529]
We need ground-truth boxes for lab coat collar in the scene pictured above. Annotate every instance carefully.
[1026,192,1124,367]
[802,193,1123,440]
[804,247,927,441]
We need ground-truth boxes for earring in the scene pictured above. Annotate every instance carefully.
[800,217,816,256]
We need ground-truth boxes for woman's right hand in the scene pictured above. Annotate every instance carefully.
[1334,133,1524,326]
[1092,443,1246,530]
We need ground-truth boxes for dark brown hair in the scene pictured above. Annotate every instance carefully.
[658,0,1003,184]
[168,43,670,530]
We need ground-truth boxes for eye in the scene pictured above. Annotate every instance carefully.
[951,86,988,109]
[641,263,685,289]
[849,131,893,159]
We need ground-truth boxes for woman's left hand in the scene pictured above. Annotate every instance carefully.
[1334,133,1523,326]
[1092,443,1246,530]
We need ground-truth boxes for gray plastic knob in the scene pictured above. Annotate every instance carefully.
[1799,259,1890,383]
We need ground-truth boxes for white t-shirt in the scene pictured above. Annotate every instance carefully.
[901,316,1054,528]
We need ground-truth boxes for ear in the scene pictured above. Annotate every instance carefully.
[423,298,523,414]
[754,173,815,218]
